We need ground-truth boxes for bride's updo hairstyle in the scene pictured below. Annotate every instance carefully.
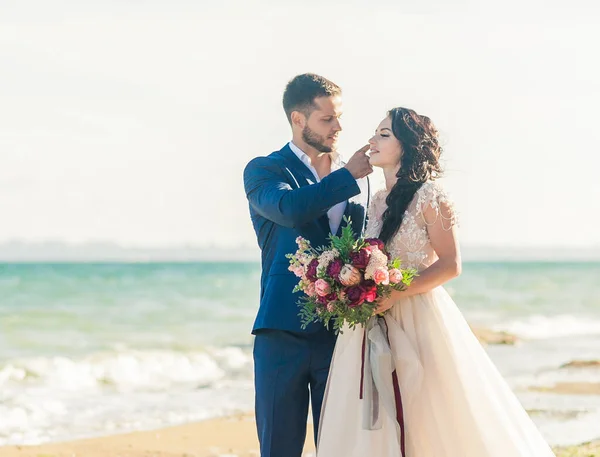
[378,107,443,244]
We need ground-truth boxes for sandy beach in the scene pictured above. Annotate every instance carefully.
[0,413,309,457]
[0,412,597,457]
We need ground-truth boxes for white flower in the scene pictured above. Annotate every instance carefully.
[317,248,340,273]
[364,249,388,280]
[295,236,310,251]
[339,264,362,286]
[299,253,315,266]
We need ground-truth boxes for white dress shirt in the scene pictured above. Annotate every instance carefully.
[289,141,347,235]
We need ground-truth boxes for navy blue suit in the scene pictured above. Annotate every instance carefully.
[244,144,370,457]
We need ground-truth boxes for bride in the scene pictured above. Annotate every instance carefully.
[316,107,555,456]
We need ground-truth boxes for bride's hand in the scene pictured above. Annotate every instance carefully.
[373,296,394,315]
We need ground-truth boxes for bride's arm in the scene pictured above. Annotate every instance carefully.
[375,201,461,311]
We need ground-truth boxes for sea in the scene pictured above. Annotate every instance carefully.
[1,261,599,446]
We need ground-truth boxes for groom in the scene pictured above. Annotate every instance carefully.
[243,73,372,457]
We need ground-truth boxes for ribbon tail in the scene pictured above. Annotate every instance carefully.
[360,328,366,400]
[381,318,407,456]
[360,317,383,430]
[392,368,406,456]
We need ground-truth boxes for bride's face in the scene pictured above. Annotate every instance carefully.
[368,116,402,169]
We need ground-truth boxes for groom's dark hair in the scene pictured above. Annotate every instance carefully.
[283,73,341,124]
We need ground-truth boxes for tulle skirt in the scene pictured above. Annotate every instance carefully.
[316,287,555,457]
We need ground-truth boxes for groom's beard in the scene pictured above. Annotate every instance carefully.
[302,125,334,153]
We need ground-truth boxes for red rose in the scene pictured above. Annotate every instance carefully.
[364,238,385,251]
[306,258,319,281]
[346,285,366,308]
[363,279,376,288]
[350,249,370,269]
[363,282,378,303]
[326,258,343,279]
[360,279,377,303]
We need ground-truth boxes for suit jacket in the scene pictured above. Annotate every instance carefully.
[244,143,370,333]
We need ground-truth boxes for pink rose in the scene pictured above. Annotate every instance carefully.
[388,268,403,284]
[326,302,335,313]
[350,249,370,269]
[305,282,317,297]
[315,279,331,297]
[339,264,362,286]
[326,258,343,279]
[373,268,390,286]
[306,258,319,281]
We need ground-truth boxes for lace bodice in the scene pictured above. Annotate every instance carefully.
[364,181,458,272]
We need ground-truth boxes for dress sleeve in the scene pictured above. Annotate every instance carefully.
[415,181,458,231]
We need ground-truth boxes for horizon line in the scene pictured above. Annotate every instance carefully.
[0,240,598,251]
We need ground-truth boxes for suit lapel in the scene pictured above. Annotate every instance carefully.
[336,175,369,238]
[278,144,316,185]
[334,202,352,237]
[277,144,332,237]
[334,159,364,238]
[317,213,332,238]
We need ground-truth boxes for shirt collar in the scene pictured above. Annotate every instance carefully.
[289,141,310,165]
[288,141,341,168]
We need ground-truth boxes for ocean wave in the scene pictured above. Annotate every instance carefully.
[492,314,600,340]
[0,381,255,446]
[0,347,252,392]
[0,347,254,446]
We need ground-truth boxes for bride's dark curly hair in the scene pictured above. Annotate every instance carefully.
[378,107,443,244]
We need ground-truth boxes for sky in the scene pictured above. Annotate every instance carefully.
[1,1,599,250]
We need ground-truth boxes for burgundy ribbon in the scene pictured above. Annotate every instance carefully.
[360,330,366,400]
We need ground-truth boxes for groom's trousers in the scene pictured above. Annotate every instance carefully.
[253,328,336,457]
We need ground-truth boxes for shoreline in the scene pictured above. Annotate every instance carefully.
[2,328,599,454]
[0,412,315,457]
[0,413,598,457]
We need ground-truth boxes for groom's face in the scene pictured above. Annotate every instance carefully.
[301,96,343,153]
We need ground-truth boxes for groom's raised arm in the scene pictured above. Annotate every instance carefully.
[244,157,359,228]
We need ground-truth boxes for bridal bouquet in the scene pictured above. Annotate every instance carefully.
[286,218,417,334]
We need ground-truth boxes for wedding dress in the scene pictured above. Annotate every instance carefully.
[316,181,555,457]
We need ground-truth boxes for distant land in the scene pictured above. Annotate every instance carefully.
[0,240,260,262]
[0,241,599,262]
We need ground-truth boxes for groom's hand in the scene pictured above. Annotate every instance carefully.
[344,145,373,179]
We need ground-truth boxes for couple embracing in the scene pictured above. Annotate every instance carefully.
[243,73,555,457]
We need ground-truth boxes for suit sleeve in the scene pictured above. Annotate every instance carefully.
[244,156,360,228]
